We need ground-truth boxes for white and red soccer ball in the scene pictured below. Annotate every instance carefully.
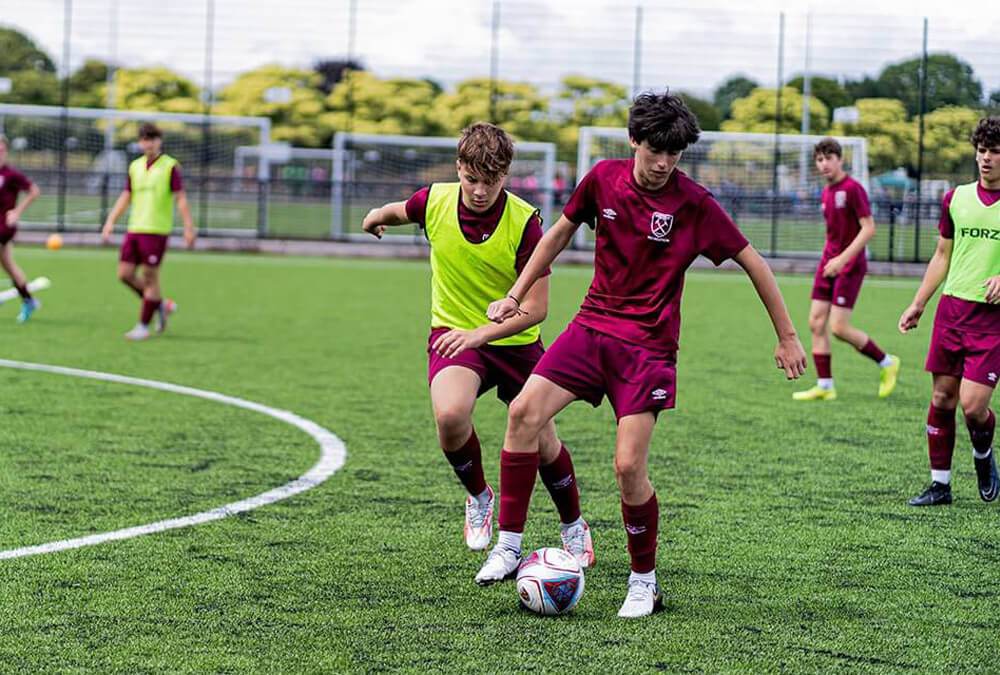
[516,547,584,616]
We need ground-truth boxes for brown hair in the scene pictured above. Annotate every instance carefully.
[813,137,842,159]
[971,117,1000,149]
[456,122,514,184]
[138,122,162,140]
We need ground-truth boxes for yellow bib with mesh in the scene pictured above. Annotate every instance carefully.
[128,153,178,234]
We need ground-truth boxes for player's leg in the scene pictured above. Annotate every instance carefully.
[829,304,899,398]
[536,419,593,567]
[124,264,160,340]
[0,243,38,321]
[959,376,999,503]
[475,375,577,585]
[430,365,493,550]
[614,412,664,618]
[794,299,837,400]
[909,373,960,506]
[117,234,146,298]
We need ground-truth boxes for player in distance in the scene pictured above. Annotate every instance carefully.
[102,123,195,340]
[793,137,900,402]
[361,122,593,567]
[899,116,1000,507]
[0,134,42,323]
[475,91,807,618]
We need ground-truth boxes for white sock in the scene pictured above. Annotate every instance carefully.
[497,530,522,553]
[472,487,491,505]
[817,378,834,390]
[561,516,585,531]
[931,469,951,485]
[973,447,993,460]
[629,570,657,586]
[878,354,895,368]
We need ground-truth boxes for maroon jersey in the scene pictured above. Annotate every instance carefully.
[405,186,549,277]
[0,165,32,216]
[563,159,749,354]
[820,174,870,270]
[935,185,1000,334]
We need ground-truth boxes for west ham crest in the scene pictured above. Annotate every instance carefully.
[650,211,673,239]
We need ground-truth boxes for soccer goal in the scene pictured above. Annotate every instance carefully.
[0,103,271,234]
[575,127,870,255]
[331,132,557,240]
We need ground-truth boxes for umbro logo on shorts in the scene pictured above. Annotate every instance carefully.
[990,373,998,383]
[652,388,667,400]
[602,208,617,220]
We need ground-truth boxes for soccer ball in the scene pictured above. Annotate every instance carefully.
[516,547,584,616]
[46,234,63,251]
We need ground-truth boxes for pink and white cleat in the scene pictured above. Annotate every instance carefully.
[560,519,595,569]
[464,486,494,551]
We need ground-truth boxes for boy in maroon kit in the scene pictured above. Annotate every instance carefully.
[793,138,900,402]
[0,135,42,323]
[474,91,807,618]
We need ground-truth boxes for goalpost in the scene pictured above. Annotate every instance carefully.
[331,132,557,240]
[0,103,271,234]
[575,127,870,254]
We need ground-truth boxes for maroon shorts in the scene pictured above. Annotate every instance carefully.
[119,232,168,267]
[0,224,16,245]
[427,327,545,404]
[925,312,1000,388]
[533,321,677,420]
[811,257,867,309]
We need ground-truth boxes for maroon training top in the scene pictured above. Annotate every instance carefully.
[820,174,871,270]
[936,184,1000,334]
[0,164,32,216]
[406,185,550,277]
[563,159,749,354]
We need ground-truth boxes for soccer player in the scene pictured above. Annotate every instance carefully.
[793,138,900,401]
[474,91,807,618]
[360,122,594,566]
[0,134,42,323]
[899,117,1000,507]
[101,123,195,340]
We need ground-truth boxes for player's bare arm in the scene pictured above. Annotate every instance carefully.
[361,201,410,239]
[5,183,40,225]
[733,245,808,379]
[434,276,551,359]
[823,215,875,278]
[101,191,131,243]
[175,190,196,249]
[487,215,580,323]
[899,236,953,332]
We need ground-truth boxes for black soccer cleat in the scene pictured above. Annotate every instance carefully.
[907,481,953,506]
[974,451,999,502]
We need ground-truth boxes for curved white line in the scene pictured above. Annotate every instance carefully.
[0,359,346,560]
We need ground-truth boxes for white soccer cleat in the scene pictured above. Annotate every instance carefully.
[617,579,664,618]
[464,486,495,551]
[155,298,177,334]
[124,323,151,341]
[474,546,522,586]
[560,520,595,569]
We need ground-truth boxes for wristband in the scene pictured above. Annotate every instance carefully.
[507,294,521,307]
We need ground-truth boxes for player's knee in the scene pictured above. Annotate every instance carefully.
[960,396,990,421]
[434,407,470,440]
[507,395,544,437]
[830,320,851,341]
[808,314,827,336]
[931,389,958,410]
[613,453,644,484]
[117,268,131,282]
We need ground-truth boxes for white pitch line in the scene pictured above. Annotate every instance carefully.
[0,359,347,560]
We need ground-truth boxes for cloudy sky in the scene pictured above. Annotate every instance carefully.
[3,0,998,98]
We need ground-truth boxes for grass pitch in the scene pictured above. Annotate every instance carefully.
[0,245,995,673]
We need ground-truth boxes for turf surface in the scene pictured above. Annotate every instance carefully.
[0,245,995,672]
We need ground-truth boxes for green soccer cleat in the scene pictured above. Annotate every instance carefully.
[879,355,901,399]
[792,385,837,401]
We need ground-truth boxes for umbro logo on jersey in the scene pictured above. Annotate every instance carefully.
[652,388,667,400]
[602,208,617,220]
[648,212,673,242]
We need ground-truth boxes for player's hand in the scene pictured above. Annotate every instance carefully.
[774,334,808,380]
[361,208,386,239]
[822,255,845,278]
[5,209,19,226]
[898,303,924,333]
[100,224,113,244]
[486,296,525,323]
[432,328,487,359]
[983,276,1000,303]
[184,228,196,249]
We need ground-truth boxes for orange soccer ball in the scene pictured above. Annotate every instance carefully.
[46,233,63,251]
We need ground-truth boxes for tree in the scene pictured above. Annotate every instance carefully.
[831,98,915,173]
[312,59,364,95]
[431,78,551,142]
[919,106,983,178]
[712,75,758,120]
[785,75,850,118]
[0,27,56,73]
[215,65,328,146]
[550,75,629,160]
[0,70,60,105]
[113,67,202,113]
[321,70,445,137]
[68,59,111,108]
[678,91,720,131]
[720,87,829,134]
[875,53,983,116]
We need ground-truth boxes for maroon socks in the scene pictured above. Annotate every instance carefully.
[927,405,956,477]
[622,493,659,574]
[443,429,487,497]
[140,298,162,325]
[538,445,581,525]
[498,450,539,534]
